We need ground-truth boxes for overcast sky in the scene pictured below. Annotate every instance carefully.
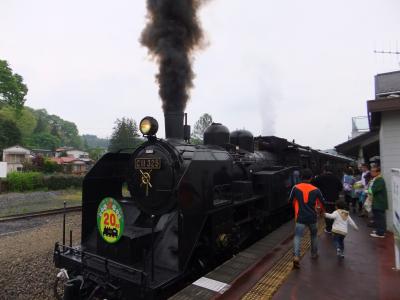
[1,0,399,149]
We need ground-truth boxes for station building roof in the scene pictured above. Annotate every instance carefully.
[367,97,400,129]
[335,130,379,159]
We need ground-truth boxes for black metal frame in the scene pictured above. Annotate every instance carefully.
[54,243,148,287]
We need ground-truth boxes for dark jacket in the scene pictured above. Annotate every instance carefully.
[312,173,343,205]
[371,175,388,210]
[289,182,326,224]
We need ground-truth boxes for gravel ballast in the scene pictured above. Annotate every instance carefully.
[0,213,81,300]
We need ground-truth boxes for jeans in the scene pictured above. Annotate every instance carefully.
[333,233,345,252]
[372,209,386,236]
[293,222,318,257]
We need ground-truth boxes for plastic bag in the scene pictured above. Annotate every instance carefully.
[364,195,372,213]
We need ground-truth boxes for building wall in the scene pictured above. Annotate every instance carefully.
[7,163,23,173]
[380,110,400,230]
[67,150,89,159]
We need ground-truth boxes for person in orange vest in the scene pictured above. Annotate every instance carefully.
[289,168,326,269]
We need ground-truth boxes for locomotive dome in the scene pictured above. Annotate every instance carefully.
[203,123,230,146]
[230,129,254,152]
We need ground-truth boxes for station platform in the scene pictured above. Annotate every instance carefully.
[171,214,399,300]
[171,221,294,300]
[271,216,399,300]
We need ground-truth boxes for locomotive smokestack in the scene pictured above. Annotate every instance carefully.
[164,111,184,139]
[141,0,208,138]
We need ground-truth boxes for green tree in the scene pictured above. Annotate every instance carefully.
[26,132,61,150]
[108,118,142,152]
[88,147,106,161]
[0,59,28,110]
[192,113,213,142]
[0,119,21,150]
[30,109,83,149]
[82,134,110,148]
[42,158,62,173]
[0,105,37,141]
[33,116,48,134]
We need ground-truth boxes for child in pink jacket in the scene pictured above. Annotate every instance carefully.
[325,199,358,258]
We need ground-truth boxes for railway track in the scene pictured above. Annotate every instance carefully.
[0,206,82,223]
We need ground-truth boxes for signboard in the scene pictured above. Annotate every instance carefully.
[391,169,400,270]
[0,162,7,178]
[97,197,125,244]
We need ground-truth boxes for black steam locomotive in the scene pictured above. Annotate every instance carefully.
[54,112,351,300]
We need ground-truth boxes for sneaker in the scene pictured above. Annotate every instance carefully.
[293,257,300,269]
[336,248,342,256]
[340,253,345,258]
[324,228,332,234]
[370,233,385,238]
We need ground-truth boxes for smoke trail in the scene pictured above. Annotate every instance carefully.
[257,73,277,136]
[141,0,207,112]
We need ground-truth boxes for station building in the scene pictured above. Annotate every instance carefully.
[336,70,400,230]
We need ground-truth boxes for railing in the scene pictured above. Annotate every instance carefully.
[54,243,148,286]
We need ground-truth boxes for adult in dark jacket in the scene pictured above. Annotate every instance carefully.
[289,169,326,268]
[312,166,343,233]
[369,166,388,238]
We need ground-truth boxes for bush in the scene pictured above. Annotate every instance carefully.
[7,172,44,192]
[43,159,62,173]
[22,156,62,174]
[4,172,83,192]
[43,174,83,190]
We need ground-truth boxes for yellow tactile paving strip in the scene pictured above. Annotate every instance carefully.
[242,219,325,300]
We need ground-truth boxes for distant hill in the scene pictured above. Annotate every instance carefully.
[0,105,111,151]
[82,134,109,149]
[0,105,83,150]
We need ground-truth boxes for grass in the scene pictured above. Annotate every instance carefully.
[0,189,82,218]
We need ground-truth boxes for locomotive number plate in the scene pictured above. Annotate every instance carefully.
[135,158,161,170]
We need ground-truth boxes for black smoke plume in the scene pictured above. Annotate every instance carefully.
[141,0,207,112]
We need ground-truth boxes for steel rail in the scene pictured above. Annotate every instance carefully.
[0,206,82,223]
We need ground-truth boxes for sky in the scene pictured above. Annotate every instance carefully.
[1,0,400,150]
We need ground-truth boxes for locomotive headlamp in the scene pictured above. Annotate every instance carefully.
[139,117,158,136]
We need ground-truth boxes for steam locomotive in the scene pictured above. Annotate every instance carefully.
[54,112,352,300]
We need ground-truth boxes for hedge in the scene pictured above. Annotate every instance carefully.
[43,174,83,190]
[4,172,83,192]
[6,172,43,192]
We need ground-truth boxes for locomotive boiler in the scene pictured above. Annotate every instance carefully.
[54,111,298,300]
